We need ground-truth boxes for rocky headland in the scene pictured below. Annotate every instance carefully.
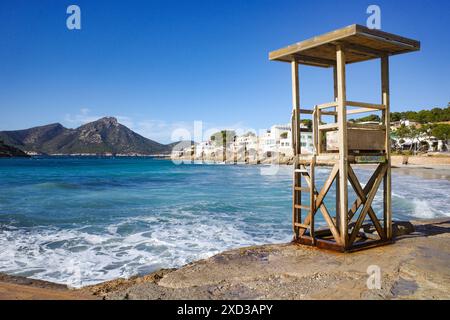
[0,140,30,158]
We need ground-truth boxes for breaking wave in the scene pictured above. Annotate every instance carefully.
[0,158,449,287]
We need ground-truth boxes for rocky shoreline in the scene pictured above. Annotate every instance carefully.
[1,218,449,300]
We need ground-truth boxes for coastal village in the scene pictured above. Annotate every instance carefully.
[172,107,450,164]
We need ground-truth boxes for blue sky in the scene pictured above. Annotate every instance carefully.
[0,0,448,143]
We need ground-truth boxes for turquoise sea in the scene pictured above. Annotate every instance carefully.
[0,157,449,287]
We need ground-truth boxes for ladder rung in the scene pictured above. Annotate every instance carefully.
[294,169,309,174]
[294,204,310,210]
[294,187,310,192]
[294,222,310,229]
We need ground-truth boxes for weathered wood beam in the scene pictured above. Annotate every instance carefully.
[348,163,384,221]
[310,156,316,243]
[347,107,381,115]
[348,164,387,245]
[347,165,386,240]
[334,41,390,57]
[336,44,349,248]
[347,123,386,130]
[333,65,340,229]
[291,61,301,239]
[318,123,339,131]
[382,55,392,240]
[300,164,341,245]
[346,101,385,110]
[317,101,338,109]
[294,54,336,67]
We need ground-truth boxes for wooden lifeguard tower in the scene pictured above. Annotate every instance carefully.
[269,25,420,252]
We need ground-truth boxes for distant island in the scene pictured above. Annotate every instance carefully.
[0,117,179,157]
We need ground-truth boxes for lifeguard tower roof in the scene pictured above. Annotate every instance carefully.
[269,24,420,67]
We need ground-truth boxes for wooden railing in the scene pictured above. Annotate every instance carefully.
[296,100,387,155]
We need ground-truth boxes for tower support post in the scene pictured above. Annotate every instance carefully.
[381,55,392,240]
[336,45,348,248]
[291,61,301,239]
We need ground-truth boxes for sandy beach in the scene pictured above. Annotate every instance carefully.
[1,218,449,300]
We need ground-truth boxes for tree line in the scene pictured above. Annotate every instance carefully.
[390,104,450,123]
[351,104,450,124]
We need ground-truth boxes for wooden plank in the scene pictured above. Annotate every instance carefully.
[326,129,386,151]
[294,204,310,211]
[317,101,338,109]
[291,61,301,239]
[310,155,316,242]
[292,61,301,156]
[354,155,386,163]
[348,164,387,245]
[347,107,382,115]
[347,165,386,240]
[298,154,340,162]
[300,164,341,245]
[294,54,336,67]
[318,123,339,131]
[299,108,313,115]
[314,164,339,209]
[269,25,357,62]
[313,106,320,154]
[293,160,300,238]
[354,25,420,50]
[314,238,345,252]
[333,65,340,230]
[348,163,384,221]
[347,122,386,130]
[382,55,392,240]
[294,187,310,192]
[294,223,310,229]
[290,110,296,153]
[336,45,349,248]
[299,108,336,116]
[346,101,385,110]
[319,122,386,131]
[335,41,390,57]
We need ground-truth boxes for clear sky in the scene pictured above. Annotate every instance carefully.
[0,0,449,143]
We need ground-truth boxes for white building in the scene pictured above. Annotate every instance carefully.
[259,124,289,155]
[259,124,314,156]
[195,141,214,158]
[235,134,258,151]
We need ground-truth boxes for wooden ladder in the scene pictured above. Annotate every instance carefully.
[293,156,316,241]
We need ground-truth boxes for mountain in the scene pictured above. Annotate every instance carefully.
[0,140,30,157]
[0,123,70,154]
[0,117,174,155]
